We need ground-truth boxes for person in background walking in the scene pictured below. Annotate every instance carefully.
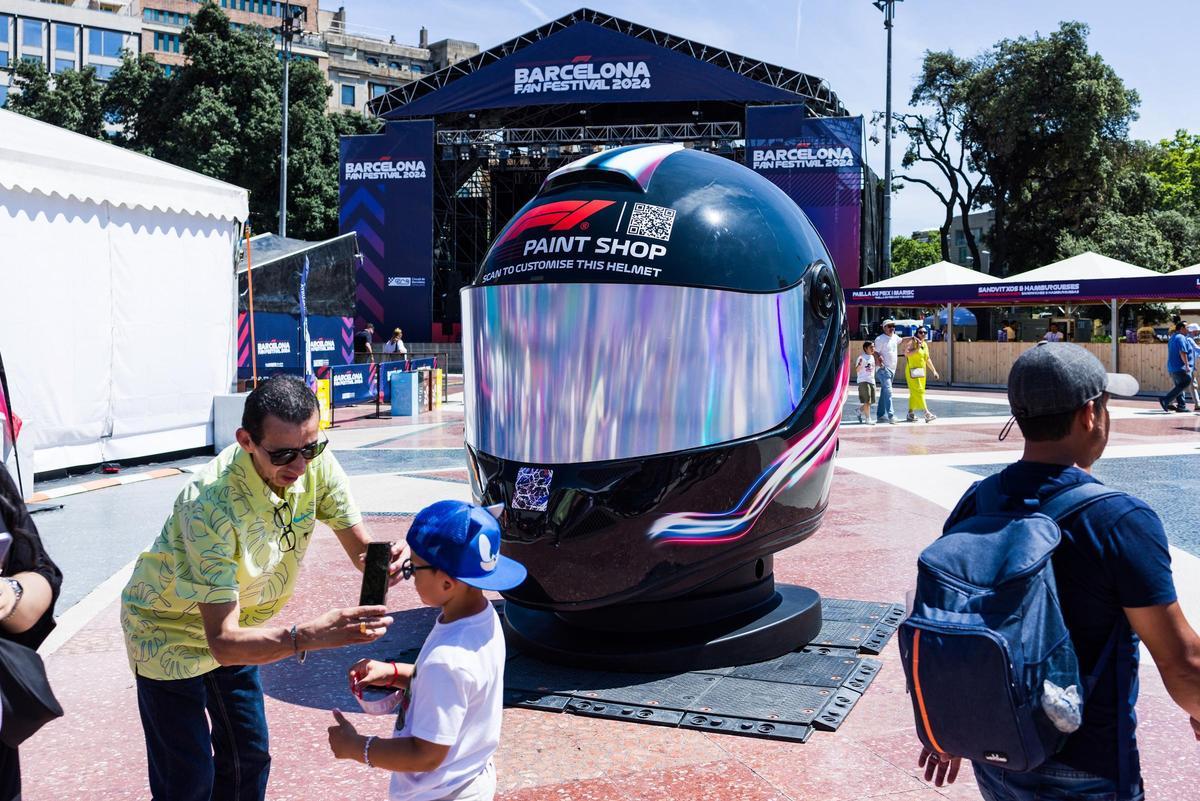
[905,326,940,422]
[1043,322,1064,342]
[873,320,901,425]
[382,328,408,361]
[354,322,376,365]
[1160,321,1193,413]
[1189,324,1200,413]
[855,341,877,425]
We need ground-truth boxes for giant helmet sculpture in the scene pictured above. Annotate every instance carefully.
[461,144,848,670]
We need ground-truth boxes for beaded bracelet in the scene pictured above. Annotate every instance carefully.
[363,735,378,768]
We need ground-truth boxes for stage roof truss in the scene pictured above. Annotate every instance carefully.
[436,122,742,147]
[368,8,846,119]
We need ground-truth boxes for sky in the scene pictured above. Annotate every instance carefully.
[345,0,1200,238]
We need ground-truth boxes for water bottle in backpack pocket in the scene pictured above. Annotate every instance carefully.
[899,477,1121,771]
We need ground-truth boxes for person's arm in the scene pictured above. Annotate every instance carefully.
[330,656,470,770]
[198,599,391,666]
[317,453,409,584]
[0,571,53,634]
[0,464,61,644]
[1126,602,1200,726]
[348,658,414,693]
[327,710,450,771]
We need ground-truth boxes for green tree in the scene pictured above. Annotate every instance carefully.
[1149,209,1200,267]
[1147,130,1200,212]
[281,58,340,240]
[1057,211,1174,271]
[5,59,104,138]
[961,22,1139,275]
[330,110,383,138]
[890,235,941,276]
[102,2,343,239]
[895,51,986,267]
[102,52,168,150]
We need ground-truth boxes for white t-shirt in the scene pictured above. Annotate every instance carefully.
[383,339,408,355]
[389,604,506,801]
[1043,331,1063,342]
[855,354,876,384]
[873,332,900,372]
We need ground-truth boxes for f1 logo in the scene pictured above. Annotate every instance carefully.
[497,199,615,244]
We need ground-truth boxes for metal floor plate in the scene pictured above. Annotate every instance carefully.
[503,597,902,742]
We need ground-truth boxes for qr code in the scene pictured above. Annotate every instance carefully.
[626,203,677,242]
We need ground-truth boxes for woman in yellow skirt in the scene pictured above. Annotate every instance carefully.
[904,326,940,422]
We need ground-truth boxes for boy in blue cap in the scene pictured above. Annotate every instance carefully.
[326,500,526,800]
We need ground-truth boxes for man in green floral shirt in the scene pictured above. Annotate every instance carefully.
[120,375,406,801]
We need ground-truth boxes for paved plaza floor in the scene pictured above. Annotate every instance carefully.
[21,385,1200,800]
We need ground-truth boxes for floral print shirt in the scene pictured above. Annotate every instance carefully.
[120,443,360,680]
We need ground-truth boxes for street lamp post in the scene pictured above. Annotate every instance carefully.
[873,0,901,279]
[275,4,304,237]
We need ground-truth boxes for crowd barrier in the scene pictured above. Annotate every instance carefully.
[850,341,1175,393]
[314,356,448,425]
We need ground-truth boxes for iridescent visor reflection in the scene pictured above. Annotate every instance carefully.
[462,281,806,465]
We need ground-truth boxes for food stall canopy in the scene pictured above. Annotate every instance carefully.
[848,260,997,305]
[1010,251,1158,282]
[848,251,1200,306]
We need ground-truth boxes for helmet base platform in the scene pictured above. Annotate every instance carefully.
[502,583,822,673]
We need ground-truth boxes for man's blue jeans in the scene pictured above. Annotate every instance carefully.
[974,759,1142,801]
[1164,369,1192,409]
[136,664,271,801]
[876,367,895,421]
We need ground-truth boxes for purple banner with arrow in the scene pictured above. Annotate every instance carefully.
[339,120,435,340]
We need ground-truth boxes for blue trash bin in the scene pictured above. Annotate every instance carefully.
[391,371,419,417]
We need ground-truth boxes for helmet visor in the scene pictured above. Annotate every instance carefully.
[462,281,807,465]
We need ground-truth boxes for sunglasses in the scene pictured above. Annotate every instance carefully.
[272,501,297,552]
[258,435,328,467]
[399,558,437,580]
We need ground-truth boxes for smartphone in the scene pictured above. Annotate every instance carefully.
[359,542,391,606]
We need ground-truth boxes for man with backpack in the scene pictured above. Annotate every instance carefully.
[901,343,1200,800]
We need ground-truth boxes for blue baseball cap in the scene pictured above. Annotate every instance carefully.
[406,500,527,591]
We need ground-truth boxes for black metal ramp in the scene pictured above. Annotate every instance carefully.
[502,597,902,742]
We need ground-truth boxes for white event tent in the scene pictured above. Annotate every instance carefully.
[852,261,1002,382]
[0,109,249,480]
[856,259,1004,291]
[1008,251,1159,283]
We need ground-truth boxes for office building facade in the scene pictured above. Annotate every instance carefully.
[2,1,478,118]
[0,0,140,104]
[140,0,324,73]
[318,8,478,114]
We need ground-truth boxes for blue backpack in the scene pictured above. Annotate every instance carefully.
[899,475,1123,772]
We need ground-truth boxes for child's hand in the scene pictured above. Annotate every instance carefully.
[327,709,363,761]
[348,658,395,694]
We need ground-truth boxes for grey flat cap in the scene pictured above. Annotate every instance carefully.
[1008,342,1139,418]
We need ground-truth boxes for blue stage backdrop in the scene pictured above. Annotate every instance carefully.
[383,22,802,119]
[339,120,435,340]
[745,107,863,329]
